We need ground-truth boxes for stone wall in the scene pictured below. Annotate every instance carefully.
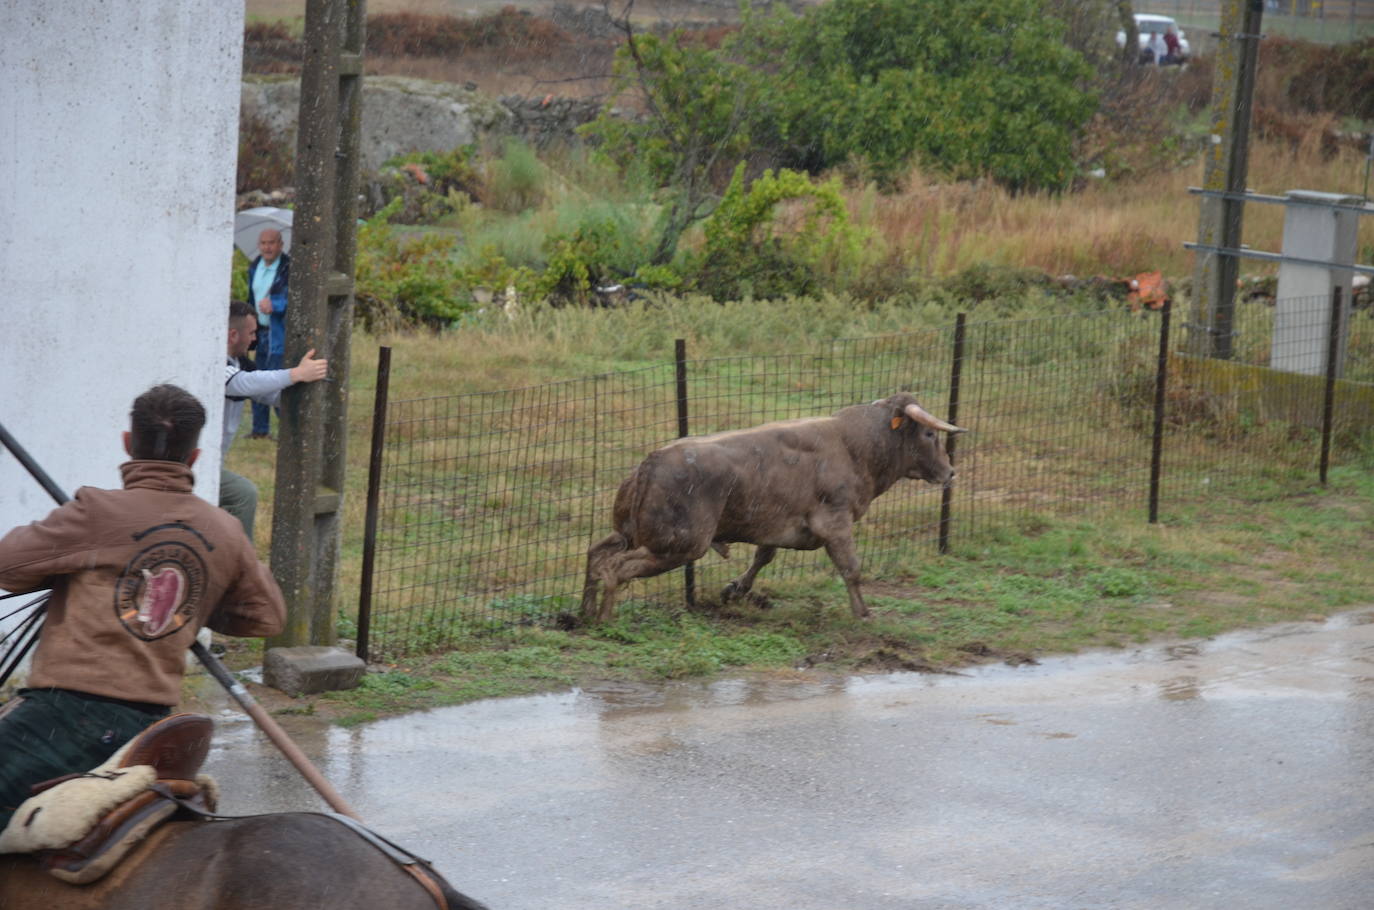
[500,95,607,148]
[242,75,515,173]
[243,74,615,176]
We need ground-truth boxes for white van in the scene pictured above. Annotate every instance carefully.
[1115,13,1190,63]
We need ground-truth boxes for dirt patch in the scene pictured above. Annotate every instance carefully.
[851,647,934,673]
[958,641,1038,667]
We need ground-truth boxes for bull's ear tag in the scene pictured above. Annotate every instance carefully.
[890,416,903,431]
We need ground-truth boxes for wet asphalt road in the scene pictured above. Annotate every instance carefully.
[200,612,1374,909]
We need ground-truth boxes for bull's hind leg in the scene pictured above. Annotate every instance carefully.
[591,547,692,624]
[721,545,777,602]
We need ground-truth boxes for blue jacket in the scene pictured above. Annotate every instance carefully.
[246,252,290,356]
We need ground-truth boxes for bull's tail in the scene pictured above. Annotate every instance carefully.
[614,459,661,540]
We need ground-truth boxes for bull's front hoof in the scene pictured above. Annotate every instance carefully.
[720,582,742,602]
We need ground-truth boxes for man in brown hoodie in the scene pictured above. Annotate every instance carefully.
[0,384,286,830]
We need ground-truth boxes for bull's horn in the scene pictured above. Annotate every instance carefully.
[904,402,965,434]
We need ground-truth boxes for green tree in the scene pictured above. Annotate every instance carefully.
[756,0,1098,189]
[580,0,1098,291]
[580,21,760,265]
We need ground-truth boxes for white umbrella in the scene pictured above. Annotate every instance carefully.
[233,207,293,258]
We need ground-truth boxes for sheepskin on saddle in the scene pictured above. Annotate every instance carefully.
[0,712,218,884]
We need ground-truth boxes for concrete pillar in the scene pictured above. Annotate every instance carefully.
[0,2,244,529]
[1187,0,1264,359]
[1271,191,1362,376]
[0,3,244,686]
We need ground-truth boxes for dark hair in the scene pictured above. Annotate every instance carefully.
[129,384,206,463]
[229,299,255,324]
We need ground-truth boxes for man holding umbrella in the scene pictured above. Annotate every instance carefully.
[246,228,290,440]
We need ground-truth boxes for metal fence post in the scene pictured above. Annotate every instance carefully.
[1150,299,1173,523]
[939,313,967,554]
[1320,287,1343,485]
[356,346,391,661]
[675,338,695,607]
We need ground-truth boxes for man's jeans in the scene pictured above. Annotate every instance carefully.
[219,468,258,540]
[251,345,282,436]
[0,688,166,831]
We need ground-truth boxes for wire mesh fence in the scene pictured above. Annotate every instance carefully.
[358,296,1373,660]
[1152,0,1374,43]
[1164,291,1374,503]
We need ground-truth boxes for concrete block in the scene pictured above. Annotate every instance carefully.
[263,646,366,696]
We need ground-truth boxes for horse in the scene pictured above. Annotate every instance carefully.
[0,811,489,910]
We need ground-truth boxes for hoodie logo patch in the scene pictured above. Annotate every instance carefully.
[114,540,207,641]
[137,566,187,637]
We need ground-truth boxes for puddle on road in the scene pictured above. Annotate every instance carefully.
[187,609,1374,910]
[198,609,1374,760]
[1158,675,1202,700]
[579,675,849,714]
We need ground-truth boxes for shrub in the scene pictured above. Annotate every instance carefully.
[481,139,546,213]
[366,9,571,59]
[246,9,574,74]
[370,147,482,225]
[385,146,481,197]
[237,111,295,193]
[455,247,539,306]
[586,0,1097,233]
[1079,65,1209,180]
[229,249,251,302]
[689,164,859,301]
[242,21,301,73]
[1262,36,1374,121]
[536,218,640,304]
[354,200,470,330]
[943,263,1052,304]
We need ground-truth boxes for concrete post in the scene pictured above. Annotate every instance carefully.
[266,0,364,667]
[1271,191,1362,376]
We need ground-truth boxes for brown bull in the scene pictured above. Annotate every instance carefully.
[581,393,965,622]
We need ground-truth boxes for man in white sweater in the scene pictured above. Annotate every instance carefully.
[221,300,328,539]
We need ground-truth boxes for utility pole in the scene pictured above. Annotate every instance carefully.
[1188,0,1264,359]
[268,0,365,651]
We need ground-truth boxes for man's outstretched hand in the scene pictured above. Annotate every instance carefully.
[289,349,329,384]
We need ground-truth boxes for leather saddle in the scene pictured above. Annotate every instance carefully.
[34,712,217,884]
